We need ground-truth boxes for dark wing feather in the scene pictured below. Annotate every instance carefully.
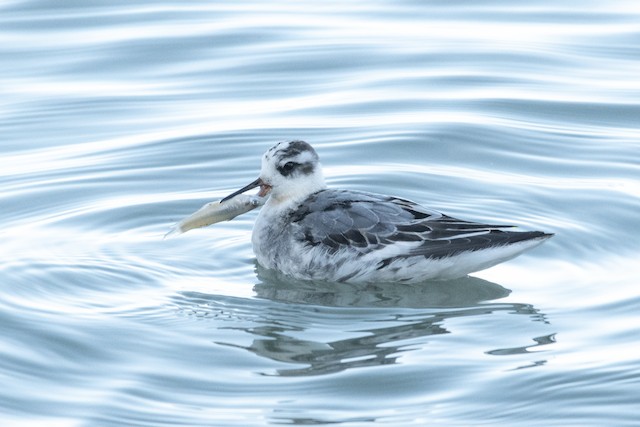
[289,189,547,259]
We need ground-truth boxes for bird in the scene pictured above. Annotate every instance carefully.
[221,140,553,283]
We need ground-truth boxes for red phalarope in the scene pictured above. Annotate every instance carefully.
[219,140,553,283]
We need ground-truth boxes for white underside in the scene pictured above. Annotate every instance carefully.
[263,236,549,284]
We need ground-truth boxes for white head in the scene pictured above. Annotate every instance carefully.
[222,140,326,207]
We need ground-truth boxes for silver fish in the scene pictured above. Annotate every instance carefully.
[165,194,264,238]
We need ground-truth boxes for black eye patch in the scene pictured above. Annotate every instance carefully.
[277,161,315,177]
[277,161,297,176]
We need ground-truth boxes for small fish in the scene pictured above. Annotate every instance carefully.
[165,194,264,238]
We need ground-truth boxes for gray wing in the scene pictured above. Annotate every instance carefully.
[288,189,548,259]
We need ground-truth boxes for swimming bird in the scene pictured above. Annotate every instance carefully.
[221,140,552,283]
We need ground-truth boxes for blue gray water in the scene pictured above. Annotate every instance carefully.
[2,1,639,426]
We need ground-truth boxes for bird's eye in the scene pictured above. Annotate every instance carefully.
[282,162,295,172]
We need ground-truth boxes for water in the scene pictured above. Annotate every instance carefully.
[2,1,639,425]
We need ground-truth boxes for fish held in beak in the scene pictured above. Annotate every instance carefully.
[165,193,265,238]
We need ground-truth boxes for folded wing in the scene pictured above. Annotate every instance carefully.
[289,189,548,259]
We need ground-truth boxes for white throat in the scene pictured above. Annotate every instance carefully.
[264,169,326,213]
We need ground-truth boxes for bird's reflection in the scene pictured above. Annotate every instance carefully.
[173,267,553,377]
[253,264,512,308]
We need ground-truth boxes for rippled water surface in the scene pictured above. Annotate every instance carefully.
[2,1,639,426]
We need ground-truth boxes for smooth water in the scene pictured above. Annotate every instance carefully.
[2,1,639,426]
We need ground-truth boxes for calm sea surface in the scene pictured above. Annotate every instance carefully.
[2,1,639,426]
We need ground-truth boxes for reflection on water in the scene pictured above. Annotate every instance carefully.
[487,333,556,356]
[253,264,512,308]
[172,271,553,377]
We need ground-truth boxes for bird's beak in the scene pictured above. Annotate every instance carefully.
[221,178,272,202]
